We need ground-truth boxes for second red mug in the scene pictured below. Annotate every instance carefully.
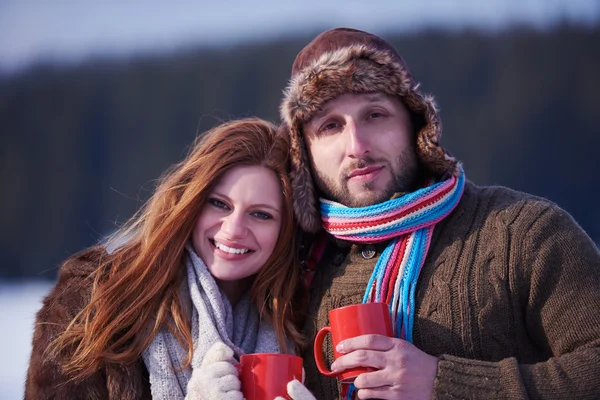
[313,302,392,382]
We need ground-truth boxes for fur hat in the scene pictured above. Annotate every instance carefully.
[279,27,459,233]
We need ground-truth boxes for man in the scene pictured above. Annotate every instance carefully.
[279,28,600,399]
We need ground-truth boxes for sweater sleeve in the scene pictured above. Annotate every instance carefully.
[24,250,108,399]
[434,202,600,399]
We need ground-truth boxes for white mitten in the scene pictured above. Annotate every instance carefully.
[273,379,316,400]
[185,341,243,400]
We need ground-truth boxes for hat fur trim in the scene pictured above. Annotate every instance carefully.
[280,44,458,233]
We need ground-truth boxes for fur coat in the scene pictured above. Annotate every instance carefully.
[24,247,152,399]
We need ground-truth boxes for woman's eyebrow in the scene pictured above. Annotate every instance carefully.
[251,204,281,212]
[212,192,280,212]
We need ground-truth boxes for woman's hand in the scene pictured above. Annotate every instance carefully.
[282,379,317,400]
[186,341,243,400]
[275,369,316,400]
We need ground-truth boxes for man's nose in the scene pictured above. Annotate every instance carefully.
[345,119,370,158]
[221,211,248,239]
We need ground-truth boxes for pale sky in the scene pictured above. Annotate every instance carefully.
[0,0,598,73]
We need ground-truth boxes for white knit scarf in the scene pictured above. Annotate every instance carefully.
[141,244,281,399]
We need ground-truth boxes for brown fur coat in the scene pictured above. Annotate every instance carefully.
[24,247,152,400]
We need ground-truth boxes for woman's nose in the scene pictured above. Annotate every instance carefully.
[221,212,248,239]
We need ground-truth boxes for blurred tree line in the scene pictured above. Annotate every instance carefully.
[1,24,599,279]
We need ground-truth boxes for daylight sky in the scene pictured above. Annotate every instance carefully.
[1,0,599,73]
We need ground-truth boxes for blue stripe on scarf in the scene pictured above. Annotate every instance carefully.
[322,166,465,345]
[321,176,455,218]
[327,171,465,240]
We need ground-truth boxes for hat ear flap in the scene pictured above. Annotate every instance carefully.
[279,122,321,233]
[413,95,460,177]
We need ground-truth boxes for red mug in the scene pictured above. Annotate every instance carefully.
[238,353,303,400]
[314,302,392,383]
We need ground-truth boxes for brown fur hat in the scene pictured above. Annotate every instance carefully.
[279,27,459,233]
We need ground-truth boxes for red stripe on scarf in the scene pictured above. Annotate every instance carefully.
[323,184,453,231]
[385,237,408,303]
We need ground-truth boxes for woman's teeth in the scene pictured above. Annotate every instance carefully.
[214,242,250,254]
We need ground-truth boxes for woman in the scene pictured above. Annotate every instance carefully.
[25,118,310,399]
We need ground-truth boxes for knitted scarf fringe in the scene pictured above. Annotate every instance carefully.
[320,165,465,342]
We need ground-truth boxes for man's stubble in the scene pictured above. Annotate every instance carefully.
[312,147,420,207]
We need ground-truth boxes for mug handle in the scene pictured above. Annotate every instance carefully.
[313,326,337,377]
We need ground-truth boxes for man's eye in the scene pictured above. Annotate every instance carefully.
[208,198,229,209]
[251,211,273,220]
[321,122,339,132]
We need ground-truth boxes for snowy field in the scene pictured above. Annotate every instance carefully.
[0,281,53,400]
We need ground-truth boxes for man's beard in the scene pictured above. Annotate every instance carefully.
[313,148,420,207]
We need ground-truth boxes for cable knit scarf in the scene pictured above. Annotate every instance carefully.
[142,244,281,400]
[321,166,465,343]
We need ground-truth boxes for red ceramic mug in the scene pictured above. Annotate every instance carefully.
[314,302,392,383]
[238,353,303,400]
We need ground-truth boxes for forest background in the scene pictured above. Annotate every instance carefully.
[1,10,599,281]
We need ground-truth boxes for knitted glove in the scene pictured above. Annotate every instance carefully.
[274,379,316,400]
[185,342,243,400]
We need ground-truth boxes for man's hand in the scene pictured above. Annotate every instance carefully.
[330,334,438,400]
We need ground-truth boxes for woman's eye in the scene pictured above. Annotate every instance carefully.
[368,112,383,119]
[251,211,273,220]
[208,198,229,209]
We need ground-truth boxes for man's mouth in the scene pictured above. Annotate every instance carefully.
[347,165,383,180]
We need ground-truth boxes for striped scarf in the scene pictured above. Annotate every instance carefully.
[320,165,465,343]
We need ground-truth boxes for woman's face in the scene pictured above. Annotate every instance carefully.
[192,165,283,283]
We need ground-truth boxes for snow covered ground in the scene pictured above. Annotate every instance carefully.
[0,281,53,399]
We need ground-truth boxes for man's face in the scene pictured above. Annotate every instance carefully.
[302,92,419,207]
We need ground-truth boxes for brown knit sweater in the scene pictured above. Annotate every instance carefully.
[302,181,600,399]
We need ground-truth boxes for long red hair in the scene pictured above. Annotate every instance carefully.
[51,118,302,379]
